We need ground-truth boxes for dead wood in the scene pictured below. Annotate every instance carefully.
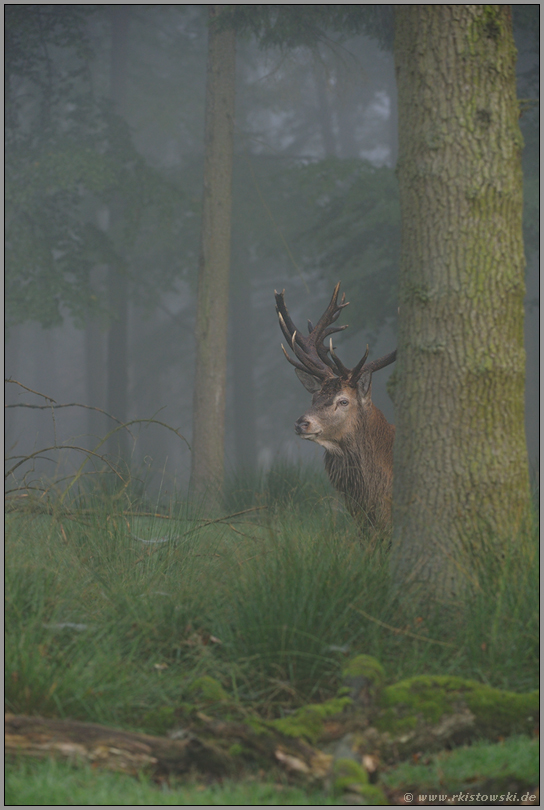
[4,713,326,780]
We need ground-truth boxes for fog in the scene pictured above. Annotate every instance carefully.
[5,6,539,500]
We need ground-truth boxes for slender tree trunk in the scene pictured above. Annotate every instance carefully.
[85,315,105,440]
[190,6,236,504]
[313,63,337,158]
[231,253,257,472]
[383,59,398,168]
[106,6,130,462]
[390,5,531,600]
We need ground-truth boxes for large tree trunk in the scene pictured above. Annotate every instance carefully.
[190,6,236,505]
[390,6,531,599]
[106,6,130,463]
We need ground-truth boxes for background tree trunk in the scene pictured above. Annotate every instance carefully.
[84,314,105,441]
[190,6,236,505]
[106,6,130,463]
[230,250,257,473]
[390,5,531,599]
[313,62,337,158]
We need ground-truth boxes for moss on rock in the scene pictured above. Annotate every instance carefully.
[377,675,538,740]
[332,758,387,804]
[186,675,229,705]
[268,697,352,745]
[340,655,386,706]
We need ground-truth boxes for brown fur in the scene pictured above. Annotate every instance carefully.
[295,377,395,531]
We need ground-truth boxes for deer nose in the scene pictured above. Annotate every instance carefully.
[295,417,310,435]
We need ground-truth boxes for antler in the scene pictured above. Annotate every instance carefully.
[275,282,348,380]
[275,283,397,385]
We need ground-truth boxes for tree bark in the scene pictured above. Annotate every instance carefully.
[190,6,236,505]
[313,62,337,158]
[106,6,130,463]
[231,252,257,473]
[84,315,105,441]
[390,6,531,599]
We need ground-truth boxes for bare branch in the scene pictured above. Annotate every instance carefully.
[5,402,130,429]
[5,445,126,481]
[5,378,56,403]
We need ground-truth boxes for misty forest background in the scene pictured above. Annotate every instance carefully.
[5,5,539,501]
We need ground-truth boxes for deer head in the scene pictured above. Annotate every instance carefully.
[275,283,396,455]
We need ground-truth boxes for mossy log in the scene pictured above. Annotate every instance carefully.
[327,657,539,764]
[4,712,330,781]
[5,658,539,798]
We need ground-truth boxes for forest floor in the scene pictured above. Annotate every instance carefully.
[5,468,539,804]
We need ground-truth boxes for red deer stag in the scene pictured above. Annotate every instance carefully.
[275,283,396,530]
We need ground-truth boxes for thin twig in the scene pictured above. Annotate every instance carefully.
[226,523,261,541]
[5,445,126,481]
[50,401,58,446]
[5,402,129,429]
[5,378,56,402]
[195,505,268,524]
[133,506,268,561]
[354,607,456,648]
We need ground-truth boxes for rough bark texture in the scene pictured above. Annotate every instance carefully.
[190,6,236,504]
[390,5,531,598]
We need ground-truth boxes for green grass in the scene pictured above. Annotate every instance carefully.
[382,735,538,793]
[5,468,538,734]
[6,737,539,805]
[5,758,338,805]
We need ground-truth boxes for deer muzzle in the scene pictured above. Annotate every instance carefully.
[295,415,320,438]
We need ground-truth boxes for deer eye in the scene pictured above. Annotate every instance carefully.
[337,398,349,407]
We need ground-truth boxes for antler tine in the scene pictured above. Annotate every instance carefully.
[280,343,312,374]
[350,348,396,385]
[364,349,397,375]
[311,282,349,343]
[277,311,294,346]
[290,329,333,376]
[329,338,351,377]
[348,344,371,383]
[275,290,298,340]
[322,324,348,339]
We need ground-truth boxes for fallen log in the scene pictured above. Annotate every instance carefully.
[5,712,329,781]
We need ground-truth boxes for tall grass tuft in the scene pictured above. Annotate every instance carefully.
[5,468,539,733]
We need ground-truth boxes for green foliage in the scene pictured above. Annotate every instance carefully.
[230,155,400,337]
[219,5,395,51]
[297,158,400,334]
[5,5,185,331]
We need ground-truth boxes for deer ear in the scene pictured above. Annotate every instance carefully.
[295,368,322,393]
[356,370,372,399]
